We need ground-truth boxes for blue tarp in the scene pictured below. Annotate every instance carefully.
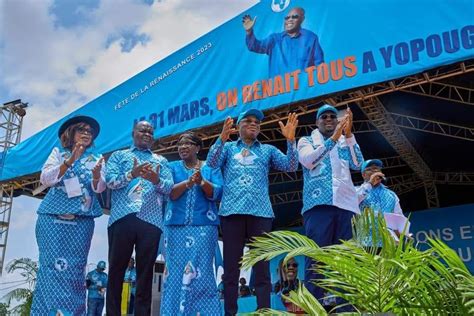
[2,0,473,181]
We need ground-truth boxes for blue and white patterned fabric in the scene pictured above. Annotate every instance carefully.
[86,269,108,299]
[164,161,223,226]
[38,147,105,217]
[106,146,173,229]
[298,129,364,214]
[161,225,221,315]
[31,147,105,315]
[124,267,137,295]
[356,182,404,246]
[356,183,403,215]
[207,138,298,218]
[31,214,95,315]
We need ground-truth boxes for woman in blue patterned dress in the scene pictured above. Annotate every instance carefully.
[31,116,106,315]
[161,132,223,315]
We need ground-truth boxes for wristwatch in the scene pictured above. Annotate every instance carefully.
[200,179,205,186]
[126,171,133,181]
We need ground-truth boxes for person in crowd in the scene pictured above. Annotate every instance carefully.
[238,277,251,297]
[160,132,223,315]
[218,274,225,299]
[297,104,364,308]
[124,257,137,314]
[274,257,300,296]
[356,159,407,246]
[31,115,105,315]
[243,7,324,77]
[86,261,108,316]
[105,120,173,316]
[207,109,299,315]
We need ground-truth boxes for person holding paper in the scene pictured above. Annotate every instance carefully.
[105,121,173,316]
[356,159,407,243]
[297,104,364,307]
[31,115,106,315]
[86,261,108,316]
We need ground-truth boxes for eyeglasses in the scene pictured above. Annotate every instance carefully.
[177,141,197,148]
[76,127,94,135]
[285,14,299,20]
[286,263,298,268]
[320,114,337,120]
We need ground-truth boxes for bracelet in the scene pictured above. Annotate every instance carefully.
[63,160,71,168]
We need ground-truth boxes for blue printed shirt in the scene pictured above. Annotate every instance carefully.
[356,182,403,215]
[356,183,405,246]
[86,269,108,299]
[246,28,324,77]
[38,147,106,217]
[207,137,298,218]
[298,130,364,214]
[106,146,173,229]
[164,161,223,226]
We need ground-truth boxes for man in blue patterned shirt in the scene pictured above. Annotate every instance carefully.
[207,109,299,315]
[105,121,173,316]
[357,159,406,245]
[243,7,324,78]
[297,104,364,306]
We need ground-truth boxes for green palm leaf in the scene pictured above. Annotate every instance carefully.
[241,209,470,315]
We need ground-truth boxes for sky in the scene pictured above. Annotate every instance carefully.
[0,0,258,298]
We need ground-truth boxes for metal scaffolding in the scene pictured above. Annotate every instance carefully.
[0,100,27,275]
[1,61,473,236]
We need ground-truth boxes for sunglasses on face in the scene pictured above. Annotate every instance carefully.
[286,263,298,268]
[285,14,300,20]
[320,114,337,120]
[76,127,94,135]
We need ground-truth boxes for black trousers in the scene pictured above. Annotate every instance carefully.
[106,213,161,316]
[220,214,273,316]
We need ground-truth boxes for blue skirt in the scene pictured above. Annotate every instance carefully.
[31,214,94,316]
[161,225,222,315]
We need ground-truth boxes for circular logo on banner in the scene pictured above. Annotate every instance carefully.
[54,258,68,272]
[271,0,291,12]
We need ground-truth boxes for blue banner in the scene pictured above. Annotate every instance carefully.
[2,0,473,180]
[408,203,474,273]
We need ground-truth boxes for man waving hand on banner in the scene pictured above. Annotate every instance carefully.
[207,109,299,315]
[243,7,324,77]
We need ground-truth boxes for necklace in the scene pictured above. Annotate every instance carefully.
[184,160,201,170]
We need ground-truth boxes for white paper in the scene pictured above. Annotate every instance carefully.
[384,213,410,233]
[64,177,83,198]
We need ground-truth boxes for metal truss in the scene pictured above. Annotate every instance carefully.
[401,81,474,105]
[391,113,474,141]
[355,96,440,208]
[0,100,27,275]
[2,61,473,209]
[150,61,474,154]
[433,172,474,184]
[0,187,14,274]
